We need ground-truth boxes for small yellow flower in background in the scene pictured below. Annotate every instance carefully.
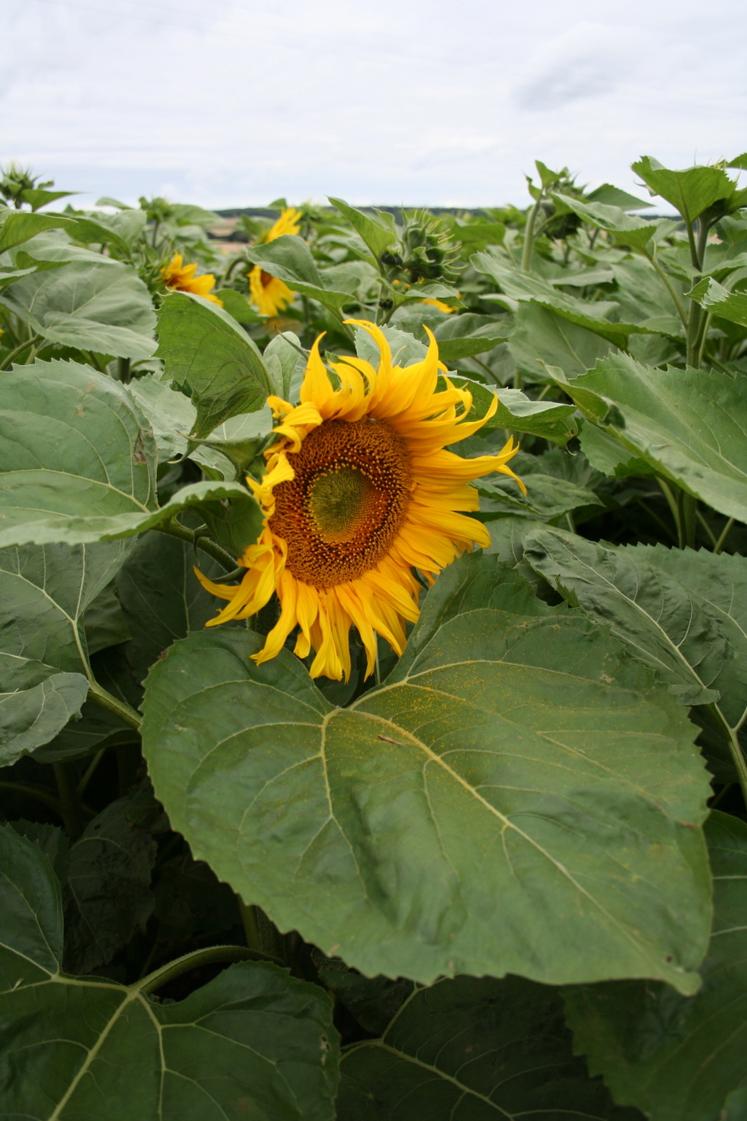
[249,207,302,317]
[421,297,456,313]
[162,253,222,305]
[197,320,525,681]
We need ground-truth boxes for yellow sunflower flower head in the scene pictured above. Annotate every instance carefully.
[196,321,525,681]
[162,253,222,305]
[248,207,302,317]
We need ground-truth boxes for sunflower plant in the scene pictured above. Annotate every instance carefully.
[0,155,746,1121]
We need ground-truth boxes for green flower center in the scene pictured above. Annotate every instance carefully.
[309,467,375,541]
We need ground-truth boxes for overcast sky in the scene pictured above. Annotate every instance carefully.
[4,0,745,210]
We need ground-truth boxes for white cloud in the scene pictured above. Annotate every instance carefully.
[4,0,746,208]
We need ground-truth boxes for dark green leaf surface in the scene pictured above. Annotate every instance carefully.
[560,354,747,522]
[63,786,164,973]
[339,975,641,1120]
[0,653,88,765]
[524,530,747,721]
[0,826,340,1121]
[0,358,157,545]
[157,291,271,437]
[142,556,711,992]
[566,812,747,1121]
[0,260,157,358]
[0,542,126,671]
[117,534,226,680]
[0,357,261,545]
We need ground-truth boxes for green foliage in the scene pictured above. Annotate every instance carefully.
[565,813,747,1120]
[1,157,746,1119]
[156,292,271,437]
[0,826,340,1121]
[142,560,711,994]
[340,976,642,1120]
[559,354,747,522]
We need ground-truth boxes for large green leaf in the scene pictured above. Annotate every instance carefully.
[0,260,157,359]
[0,653,88,765]
[566,811,747,1121]
[63,786,163,974]
[0,541,127,759]
[339,975,642,1120]
[0,542,126,672]
[509,302,616,380]
[472,249,651,344]
[126,372,196,461]
[433,312,508,363]
[479,471,601,522]
[552,191,656,249]
[0,358,260,548]
[327,197,398,260]
[524,530,747,722]
[157,291,272,438]
[245,235,352,314]
[558,354,747,522]
[0,357,155,545]
[117,534,226,680]
[632,156,736,221]
[142,555,711,992]
[0,208,131,256]
[0,826,340,1121]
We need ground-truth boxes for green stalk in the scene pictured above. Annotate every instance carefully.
[158,520,238,571]
[679,492,697,549]
[237,898,283,959]
[714,517,735,555]
[1,334,41,370]
[138,944,256,995]
[115,357,131,384]
[87,680,141,730]
[658,478,683,546]
[521,193,544,273]
[644,249,688,330]
[53,763,82,836]
[685,216,711,367]
[0,780,63,817]
[709,705,747,809]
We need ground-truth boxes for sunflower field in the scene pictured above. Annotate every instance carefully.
[1,154,746,1120]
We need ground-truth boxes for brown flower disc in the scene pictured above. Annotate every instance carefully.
[270,418,411,587]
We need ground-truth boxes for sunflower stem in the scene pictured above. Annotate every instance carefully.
[158,520,237,571]
[714,517,735,555]
[237,899,283,959]
[138,944,258,996]
[53,763,83,837]
[87,680,142,731]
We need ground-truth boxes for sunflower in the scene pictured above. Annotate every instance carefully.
[161,253,222,305]
[249,207,302,317]
[197,321,525,680]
